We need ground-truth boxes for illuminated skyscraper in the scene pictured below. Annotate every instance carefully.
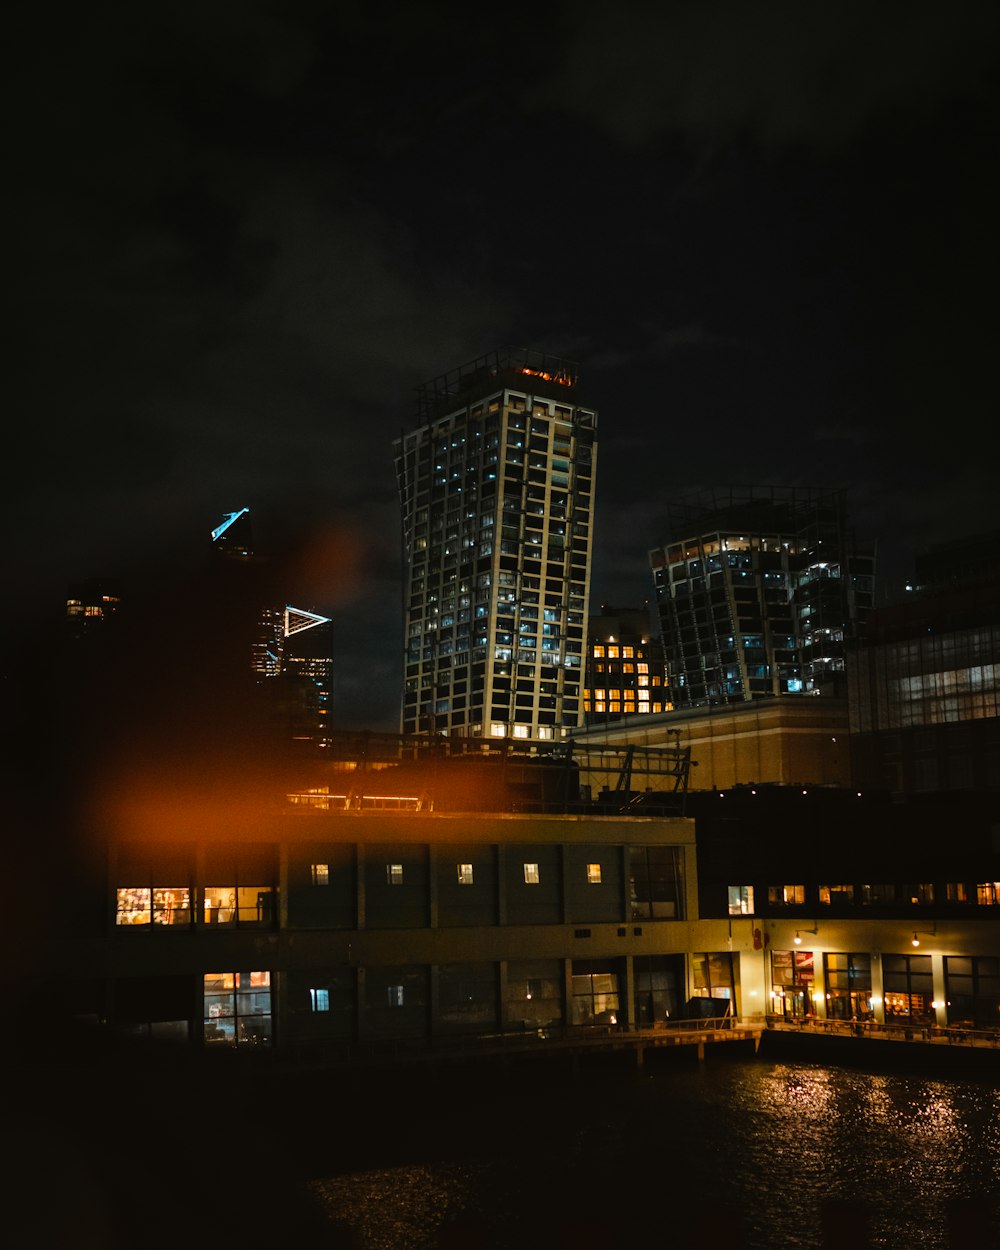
[649,485,874,709]
[258,605,334,752]
[210,508,333,751]
[394,347,598,742]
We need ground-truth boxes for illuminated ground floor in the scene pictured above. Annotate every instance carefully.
[69,916,1000,1056]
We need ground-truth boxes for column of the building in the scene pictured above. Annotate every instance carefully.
[871,952,885,1025]
[812,950,827,1019]
[931,953,947,1030]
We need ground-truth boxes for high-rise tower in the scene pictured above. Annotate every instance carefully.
[394,347,597,742]
[649,485,875,709]
[210,508,334,752]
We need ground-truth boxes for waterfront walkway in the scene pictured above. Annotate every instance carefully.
[766,1014,1000,1049]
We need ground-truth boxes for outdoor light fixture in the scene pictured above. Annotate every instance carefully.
[911,923,936,948]
[794,932,802,945]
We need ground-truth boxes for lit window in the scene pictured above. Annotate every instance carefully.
[977,883,1000,905]
[203,886,274,926]
[524,863,540,884]
[387,863,404,886]
[818,884,854,905]
[458,863,474,885]
[311,863,329,886]
[388,985,404,1007]
[203,971,271,1047]
[767,884,805,906]
[512,724,529,738]
[116,887,151,926]
[116,886,191,927]
[310,988,329,1012]
[622,646,634,658]
[728,885,755,915]
[587,863,602,885]
[593,646,605,658]
[945,883,968,902]
[490,722,507,737]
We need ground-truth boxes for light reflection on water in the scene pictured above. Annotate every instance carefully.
[309,1060,1000,1249]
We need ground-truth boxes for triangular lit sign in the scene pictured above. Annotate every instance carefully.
[284,606,332,637]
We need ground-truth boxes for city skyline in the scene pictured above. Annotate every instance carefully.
[10,6,1000,735]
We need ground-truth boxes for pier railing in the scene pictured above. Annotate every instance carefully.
[765,1015,1000,1048]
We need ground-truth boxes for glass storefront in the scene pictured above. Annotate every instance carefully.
[944,956,1000,1028]
[823,952,873,1020]
[771,949,815,1018]
[505,960,563,1031]
[571,961,621,1025]
[633,954,684,1025]
[882,953,934,1024]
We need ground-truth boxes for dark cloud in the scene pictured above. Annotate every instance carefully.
[540,2,1000,150]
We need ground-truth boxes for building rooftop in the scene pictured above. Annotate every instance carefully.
[413,346,580,422]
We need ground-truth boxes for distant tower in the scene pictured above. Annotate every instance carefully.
[252,605,334,753]
[584,605,669,724]
[394,347,597,742]
[259,606,334,752]
[649,485,875,708]
[211,508,333,751]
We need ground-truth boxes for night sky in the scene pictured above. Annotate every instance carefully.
[10,2,1000,732]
